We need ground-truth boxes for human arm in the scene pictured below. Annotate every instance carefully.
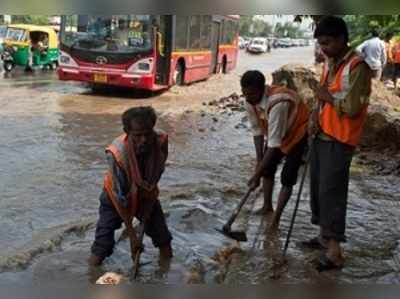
[313,63,371,118]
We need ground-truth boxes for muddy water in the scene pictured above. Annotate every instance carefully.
[1,47,400,284]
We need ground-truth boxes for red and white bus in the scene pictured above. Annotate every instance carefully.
[58,15,239,91]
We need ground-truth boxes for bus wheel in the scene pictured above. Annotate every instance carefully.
[3,61,14,72]
[174,62,184,86]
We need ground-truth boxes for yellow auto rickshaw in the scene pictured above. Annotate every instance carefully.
[1,24,59,72]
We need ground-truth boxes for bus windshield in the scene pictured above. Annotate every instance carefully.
[62,15,153,53]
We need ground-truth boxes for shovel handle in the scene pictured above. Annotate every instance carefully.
[224,188,253,229]
[132,222,146,279]
[283,142,312,257]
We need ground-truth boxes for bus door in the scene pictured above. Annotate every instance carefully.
[210,21,221,74]
[155,15,172,85]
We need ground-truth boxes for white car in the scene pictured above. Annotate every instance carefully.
[246,38,268,54]
[238,37,246,49]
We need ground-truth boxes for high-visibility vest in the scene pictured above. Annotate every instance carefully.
[103,131,168,221]
[319,54,369,146]
[252,85,309,154]
[393,42,400,63]
[385,41,394,63]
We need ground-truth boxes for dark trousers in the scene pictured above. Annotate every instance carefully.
[91,191,172,259]
[310,138,354,243]
[262,135,308,187]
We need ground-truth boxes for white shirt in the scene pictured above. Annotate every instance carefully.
[356,37,387,70]
[245,94,290,148]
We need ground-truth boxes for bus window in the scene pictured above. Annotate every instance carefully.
[189,16,201,50]
[200,16,212,49]
[224,20,234,45]
[61,15,153,53]
[175,16,189,50]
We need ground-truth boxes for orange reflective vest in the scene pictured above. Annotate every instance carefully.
[385,41,394,63]
[103,132,168,221]
[393,42,400,63]
[253,85,309,154]
[319,54,369,146]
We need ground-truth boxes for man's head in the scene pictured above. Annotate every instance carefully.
[314,16,349,59]
[122,106,157,154]
[240,70,266,105]
[371,28,380,38]
[384,32,394,42]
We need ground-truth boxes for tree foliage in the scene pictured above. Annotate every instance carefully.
[11,15,50,25]
[296,15,400,44]
[239,16,272,37]
[274,22,304,38]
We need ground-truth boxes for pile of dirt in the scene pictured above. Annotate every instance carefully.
[203,92,245,113]
[271,64,320,109]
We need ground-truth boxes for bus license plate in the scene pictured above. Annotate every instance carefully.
[94,73,107,83]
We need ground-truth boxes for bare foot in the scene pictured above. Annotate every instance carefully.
[269,220,280,232]
[254,207,274,216]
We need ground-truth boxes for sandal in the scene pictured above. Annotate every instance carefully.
[316,254,343,272]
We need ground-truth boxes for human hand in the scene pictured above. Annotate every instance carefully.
[248,175,261,191]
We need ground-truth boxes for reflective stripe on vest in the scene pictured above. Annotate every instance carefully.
[103,131,168,220]
[319,54,368,146]
[253,85,309,154]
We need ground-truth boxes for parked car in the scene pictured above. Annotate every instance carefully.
[238,36,246,49]
[246,38,269,53]
[277,38,292,48]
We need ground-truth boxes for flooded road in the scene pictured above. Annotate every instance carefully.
[1,46,400,284]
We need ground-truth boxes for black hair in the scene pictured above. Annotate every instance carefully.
[314,16,349,43]
[371,28,380,37]
[240,70,265,91]
[385,32,394,40]
[122,106,157,133]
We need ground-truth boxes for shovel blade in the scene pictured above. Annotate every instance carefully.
[215,228,248,242]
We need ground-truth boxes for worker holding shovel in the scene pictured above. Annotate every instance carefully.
[241,70,309,231]
[305,16,371,272]
[88,107,173,267]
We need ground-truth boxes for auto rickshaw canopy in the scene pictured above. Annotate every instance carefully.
[4,24,58,49]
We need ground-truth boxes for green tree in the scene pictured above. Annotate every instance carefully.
[11,15,50,25]
[274,21,302,38]
[240,16,273,37]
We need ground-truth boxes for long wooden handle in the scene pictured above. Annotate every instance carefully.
[132,222,146,279]
[224,188,253,228]
[283,145,312,256]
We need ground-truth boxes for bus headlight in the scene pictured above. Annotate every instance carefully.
[138,62,150,71]
[59,51,79,68]
[60,55,70,64]
[127,58,153,74]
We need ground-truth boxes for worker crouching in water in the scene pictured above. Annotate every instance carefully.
[241,70,309,230]
[88,107,173,266]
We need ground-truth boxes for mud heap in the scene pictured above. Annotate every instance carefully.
[271,64,400,175]
[204,93,245,113]
[271,64,320,110]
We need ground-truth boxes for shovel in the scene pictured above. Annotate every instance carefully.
[216,188,253,242]
[132,221,146,279]
[282,140,312,257]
